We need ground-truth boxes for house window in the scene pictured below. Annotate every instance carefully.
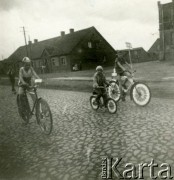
[52,58,55,66]
[88,42,92,48]
[60,57,67,65]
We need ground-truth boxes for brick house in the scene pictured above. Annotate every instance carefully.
[118,47,152,63]
[158,0,174,60]
[7,26,116,74]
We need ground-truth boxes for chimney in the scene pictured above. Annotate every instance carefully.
[70,28,74,34]
[61,31,65,36]
[34,39,38,43]
[28,40,32,45]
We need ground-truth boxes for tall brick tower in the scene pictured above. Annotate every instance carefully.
[158,0,174,61]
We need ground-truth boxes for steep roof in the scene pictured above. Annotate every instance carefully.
[148,38,160,53]
[8,26,95,62]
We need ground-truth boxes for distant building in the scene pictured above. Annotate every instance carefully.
[118,47,152,63]
[0,59,9,75]
[148,38,160,60]
[158,0,174,60]
[6,26,116,74]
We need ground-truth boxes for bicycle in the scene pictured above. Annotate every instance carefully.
[108,70,151,107]
[90,86,117,114]
[16,79,53,135]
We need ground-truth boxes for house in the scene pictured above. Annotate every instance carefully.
[7,26,116,74]
[118,47,152,63]
[0,59,9,75]
[148,38,160,60]
[158,0,174,60]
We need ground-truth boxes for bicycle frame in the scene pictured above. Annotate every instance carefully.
[24,86,41,116]
[93,86,108,107]
[120,71,136,93]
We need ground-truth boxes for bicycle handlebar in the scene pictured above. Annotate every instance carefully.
[20,84,39,91]
[124,69,136,75]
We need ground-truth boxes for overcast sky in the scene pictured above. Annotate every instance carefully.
[0,0,172,60]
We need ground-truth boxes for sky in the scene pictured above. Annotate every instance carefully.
[0,0,172,60]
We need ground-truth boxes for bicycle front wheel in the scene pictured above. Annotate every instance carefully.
[36,98,53,135]
[17,94,30,124]
[131,82,151,106]
[107,98,117,114]
[90,96,99,110]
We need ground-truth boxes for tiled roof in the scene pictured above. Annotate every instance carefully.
[8,26,95,62]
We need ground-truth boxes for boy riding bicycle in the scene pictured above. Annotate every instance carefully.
[114,51,132,101]
[18,57,40,102]
[93,66,109,107]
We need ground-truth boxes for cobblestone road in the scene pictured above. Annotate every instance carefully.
[1,86,174,180]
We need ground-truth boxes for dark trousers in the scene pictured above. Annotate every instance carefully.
[9,76,16,91]
[94,88,108,107]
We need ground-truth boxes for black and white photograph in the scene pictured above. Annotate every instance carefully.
[0,0,174,179]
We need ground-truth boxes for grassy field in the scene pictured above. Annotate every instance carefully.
[39,60,174,81]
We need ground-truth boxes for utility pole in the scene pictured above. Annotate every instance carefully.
[125,42,133,69]
[21,26,28,56]
[28,35,32,59]
[161,5,165,61]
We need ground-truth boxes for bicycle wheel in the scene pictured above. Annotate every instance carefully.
[108,82,121,102]
[36,98,53,135]
[16,94,30,124]
[90,96,99,110]
[106,98,117,114]
[131,82,151,107]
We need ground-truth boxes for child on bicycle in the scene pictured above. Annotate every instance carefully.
[93,66,109,107]
[18,57,40,102]
[115,51,132,101]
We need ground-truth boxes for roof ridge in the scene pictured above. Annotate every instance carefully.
[19,26,94,48]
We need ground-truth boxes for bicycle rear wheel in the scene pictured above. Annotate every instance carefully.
[36,98,53,135]
[17,94,30,124]
[108,82,121,102]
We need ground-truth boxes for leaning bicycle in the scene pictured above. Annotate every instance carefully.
[108,70,151,107]
[17,79,53,135]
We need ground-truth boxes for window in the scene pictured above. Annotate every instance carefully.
[52,58,55,66]
[60,57,67,65]
[88,42,92,48]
